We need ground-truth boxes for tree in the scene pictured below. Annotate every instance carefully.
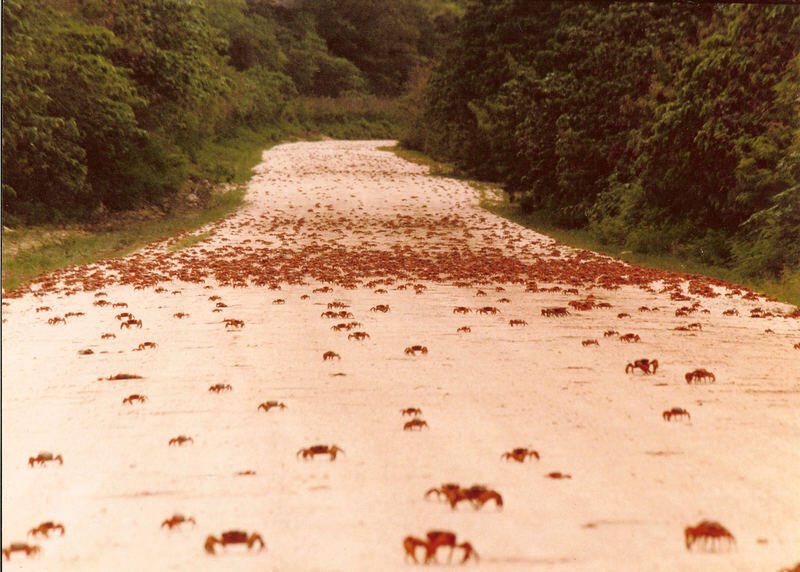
[79,0,228,149]
[299,0,430,95]
[634,6,799,242]
[3,1,148,221]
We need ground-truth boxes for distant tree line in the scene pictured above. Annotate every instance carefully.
[2,0,463,224]
[404,1,800,278]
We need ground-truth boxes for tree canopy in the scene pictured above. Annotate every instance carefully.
[3,0,457,223]
[406,1,800,277]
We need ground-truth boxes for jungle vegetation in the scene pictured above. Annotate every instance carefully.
[403,1,800,283]
[2,0,463,225]
[4,0,798,291]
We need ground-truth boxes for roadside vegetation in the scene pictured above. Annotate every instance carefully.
[2,0,462,291]
[3,0,461,226]
[383,143,800,306]
[480,194,800,307]
[401,2,800,301]
[2,188,245,294]
[5,1,797,305]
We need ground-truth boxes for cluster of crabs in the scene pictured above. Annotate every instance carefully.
[3,522,64,561]
[402,407,428,431]
[14,278,775,564]
[6,144,798,566]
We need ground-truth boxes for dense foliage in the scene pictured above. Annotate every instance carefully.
[406,1,800,279]
[2,0,461,224]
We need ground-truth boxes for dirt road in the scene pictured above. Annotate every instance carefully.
[3,140,799,570]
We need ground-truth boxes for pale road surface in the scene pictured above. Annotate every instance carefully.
[2,140,799,571]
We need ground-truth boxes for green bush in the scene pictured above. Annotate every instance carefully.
[406,2,799,281]
[3,0,458,225]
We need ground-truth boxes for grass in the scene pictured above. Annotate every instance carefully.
[2,188,245,293]
[286,95,403,140]
[3,124,292,294]
[377,145,457,177]
[0,123,282,294]
[167,231,213,252]
[1,99,404,295]
[191,125,289,184]
[381,144,800,307]
[481,195,800,306]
